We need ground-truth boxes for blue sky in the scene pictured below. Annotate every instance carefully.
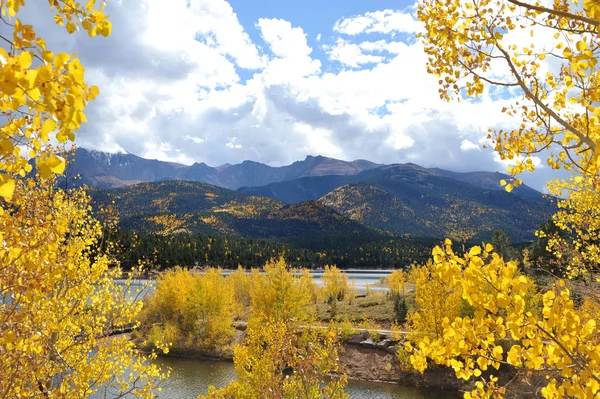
[20,0,566,191]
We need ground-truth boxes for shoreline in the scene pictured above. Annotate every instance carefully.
[133,329,468,395]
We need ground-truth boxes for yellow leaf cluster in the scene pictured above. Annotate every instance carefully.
[0,179,167,397]
[0,0,111,199]
[405,240,600,398]
[321,265,350,302]
[200,257,347,399]
[140,267,237,352]
[418,0,600,181]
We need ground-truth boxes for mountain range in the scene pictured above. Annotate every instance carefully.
[68,148,380,190]
[80,148,556,243]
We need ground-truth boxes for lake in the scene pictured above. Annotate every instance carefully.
[117,269,394,300]
[152,356,453,399]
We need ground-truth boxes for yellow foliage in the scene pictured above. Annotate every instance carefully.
[0,0,111,199]
[140,267,236,352]
[321,265,350,302]
[228,265,253,311]
[417,2,600,396]
[405,241,600,398]
[201,258,347,399]
[386,269,408,296]
[407,260,461,341]
[202,321,348,399]
[0,179,167,397]
[418,0,600,182]
[249,256,316,326]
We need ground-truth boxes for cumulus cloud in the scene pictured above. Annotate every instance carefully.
[226,137,243,149]
[14,0,562,191]
[185,135,206,144]
[333,10,422,35]
[460,139,480,152]
[326,39,384,68]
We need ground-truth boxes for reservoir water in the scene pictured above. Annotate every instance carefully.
[153,356,453,399]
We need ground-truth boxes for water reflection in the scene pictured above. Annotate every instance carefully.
[152,357,454,399]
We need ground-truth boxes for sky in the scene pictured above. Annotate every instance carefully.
[19,0,567,191]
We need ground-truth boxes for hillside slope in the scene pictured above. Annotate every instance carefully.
[90,181,382,248]
[317,164,555,242]
[239,163,545,203]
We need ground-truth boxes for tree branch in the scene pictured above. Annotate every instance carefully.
[507,0,599,27]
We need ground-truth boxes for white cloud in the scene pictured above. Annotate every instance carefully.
[460,139,480,151]
[256,18,322,86]
[333,10,422,36]
[326,39,384,67]
[185,135,206,144]
[142,142,194,164]
[144,0,264,70]
[294,122,342,156]
[226,137,243,149]
[316,33,322,42]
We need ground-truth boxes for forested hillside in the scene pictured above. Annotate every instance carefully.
[91,180,381,249]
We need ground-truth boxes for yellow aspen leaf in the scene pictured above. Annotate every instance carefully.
[101,22,112,37]
[19,51,32,69]
[66,22,76,34]
[40,119,56,142]
[41,50,53,62]
[492,346,503,360]
[53,53,70,69]
[25,69,37,88]
[505,184,514,192]
[0,174,15,199]
[68,59,85,83]
[469,246,481,256]
[28,87,41,101]
[576,41,587,51]
[37,153,65,178]
[89,85,100,99]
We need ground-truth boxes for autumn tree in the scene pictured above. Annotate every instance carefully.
[415,0,600,397]
[249,256,317,326]
[0,0,111,199]
[406,260,461,340]
[321,265,350,303]
[0,0,167,396]
[0,179,167,397]
[202,257,348,399]
[139,267,236,353]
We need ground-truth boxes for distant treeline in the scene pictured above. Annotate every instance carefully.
[112,231,441,270]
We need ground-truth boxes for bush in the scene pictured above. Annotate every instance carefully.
[393,294,408,324]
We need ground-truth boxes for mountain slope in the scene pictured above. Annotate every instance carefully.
[430,168,542,200]
[72,149,380,189]
[69,149,187,188]
[238,175,351,204]
[238,163,545,203]
[90,181,381,247]
[317,164,555,242]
